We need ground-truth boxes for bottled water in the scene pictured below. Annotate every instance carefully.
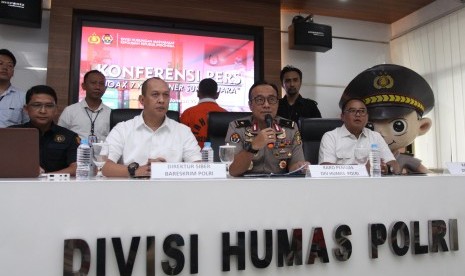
[76,139,92,180]
[201,142,214,163]
[369,143,382,177]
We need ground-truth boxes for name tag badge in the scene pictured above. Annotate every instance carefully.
[151,163,227,179]
[88,135,98,145]
[445,162,465,175]
[307,165,369,178]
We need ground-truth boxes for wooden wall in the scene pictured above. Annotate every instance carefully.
[47,0,281,110]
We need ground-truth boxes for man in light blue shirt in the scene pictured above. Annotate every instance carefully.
[0,49,28,127]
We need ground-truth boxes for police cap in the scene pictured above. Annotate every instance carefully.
[339,64,434,120]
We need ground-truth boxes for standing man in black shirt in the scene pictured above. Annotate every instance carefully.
[277,65,321,123]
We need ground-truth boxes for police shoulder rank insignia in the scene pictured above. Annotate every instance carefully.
[278,118,295,128]
[234,119,252,128]
[230,132,241,143]
[54,134,66,143]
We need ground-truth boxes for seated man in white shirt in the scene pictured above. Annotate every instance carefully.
[58,70,111,142]
[102,77,201,178]
[318,98,400,174]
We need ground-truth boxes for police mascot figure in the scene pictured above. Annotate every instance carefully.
[340,64,434,174]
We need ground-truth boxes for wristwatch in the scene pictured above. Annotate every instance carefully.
[127,162,139,178]
[244,142,259,154]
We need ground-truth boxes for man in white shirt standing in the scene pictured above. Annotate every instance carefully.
[58,70,111,142]
[102,77,201,178]
[319,98,400,174]
[0,49,29,127]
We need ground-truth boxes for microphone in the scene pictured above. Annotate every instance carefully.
[265,114,274,149]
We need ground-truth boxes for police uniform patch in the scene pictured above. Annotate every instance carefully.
[235,119,252,128]
[54,134,66,143]
[294,131,302,145]
[230,132,241,143]
[278,118,295,128]
[279,160,287,169]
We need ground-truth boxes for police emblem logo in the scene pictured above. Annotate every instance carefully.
[279,160,287,169]
[88,33,100,44]
[102,34,113,45]
[54,134,66,143]
[373,73,394,89]
[230,132,241,143]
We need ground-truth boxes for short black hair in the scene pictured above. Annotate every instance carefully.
[25,85,58,104]
[341,98,365,112]
[83,70,105,82]
[280,65,302,83]
[0,49,17,66]
[198,78,218,98]
[248,81,279,101]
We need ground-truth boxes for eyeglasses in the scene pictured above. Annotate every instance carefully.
[251,95,278,105]
[28,103,56,111]
[344,108,367,116]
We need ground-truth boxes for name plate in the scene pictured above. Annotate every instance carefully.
[308,165,368,178]
[445,162,465,175]
[151,162,226,179]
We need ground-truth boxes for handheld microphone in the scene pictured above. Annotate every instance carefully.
[265,114,274,149]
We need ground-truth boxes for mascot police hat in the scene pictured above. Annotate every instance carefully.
[339,64,435,120]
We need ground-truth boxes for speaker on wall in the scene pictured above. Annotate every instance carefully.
[288,20,332,52]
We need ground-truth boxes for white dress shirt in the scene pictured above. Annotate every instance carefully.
[318,124,395,165]
[58,100,111,141]
[106,112,201,165]
[0,85,29,127]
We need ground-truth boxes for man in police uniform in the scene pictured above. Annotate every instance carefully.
[226,81,309,177]
[9,85,80,175]
[340,64,435,173]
